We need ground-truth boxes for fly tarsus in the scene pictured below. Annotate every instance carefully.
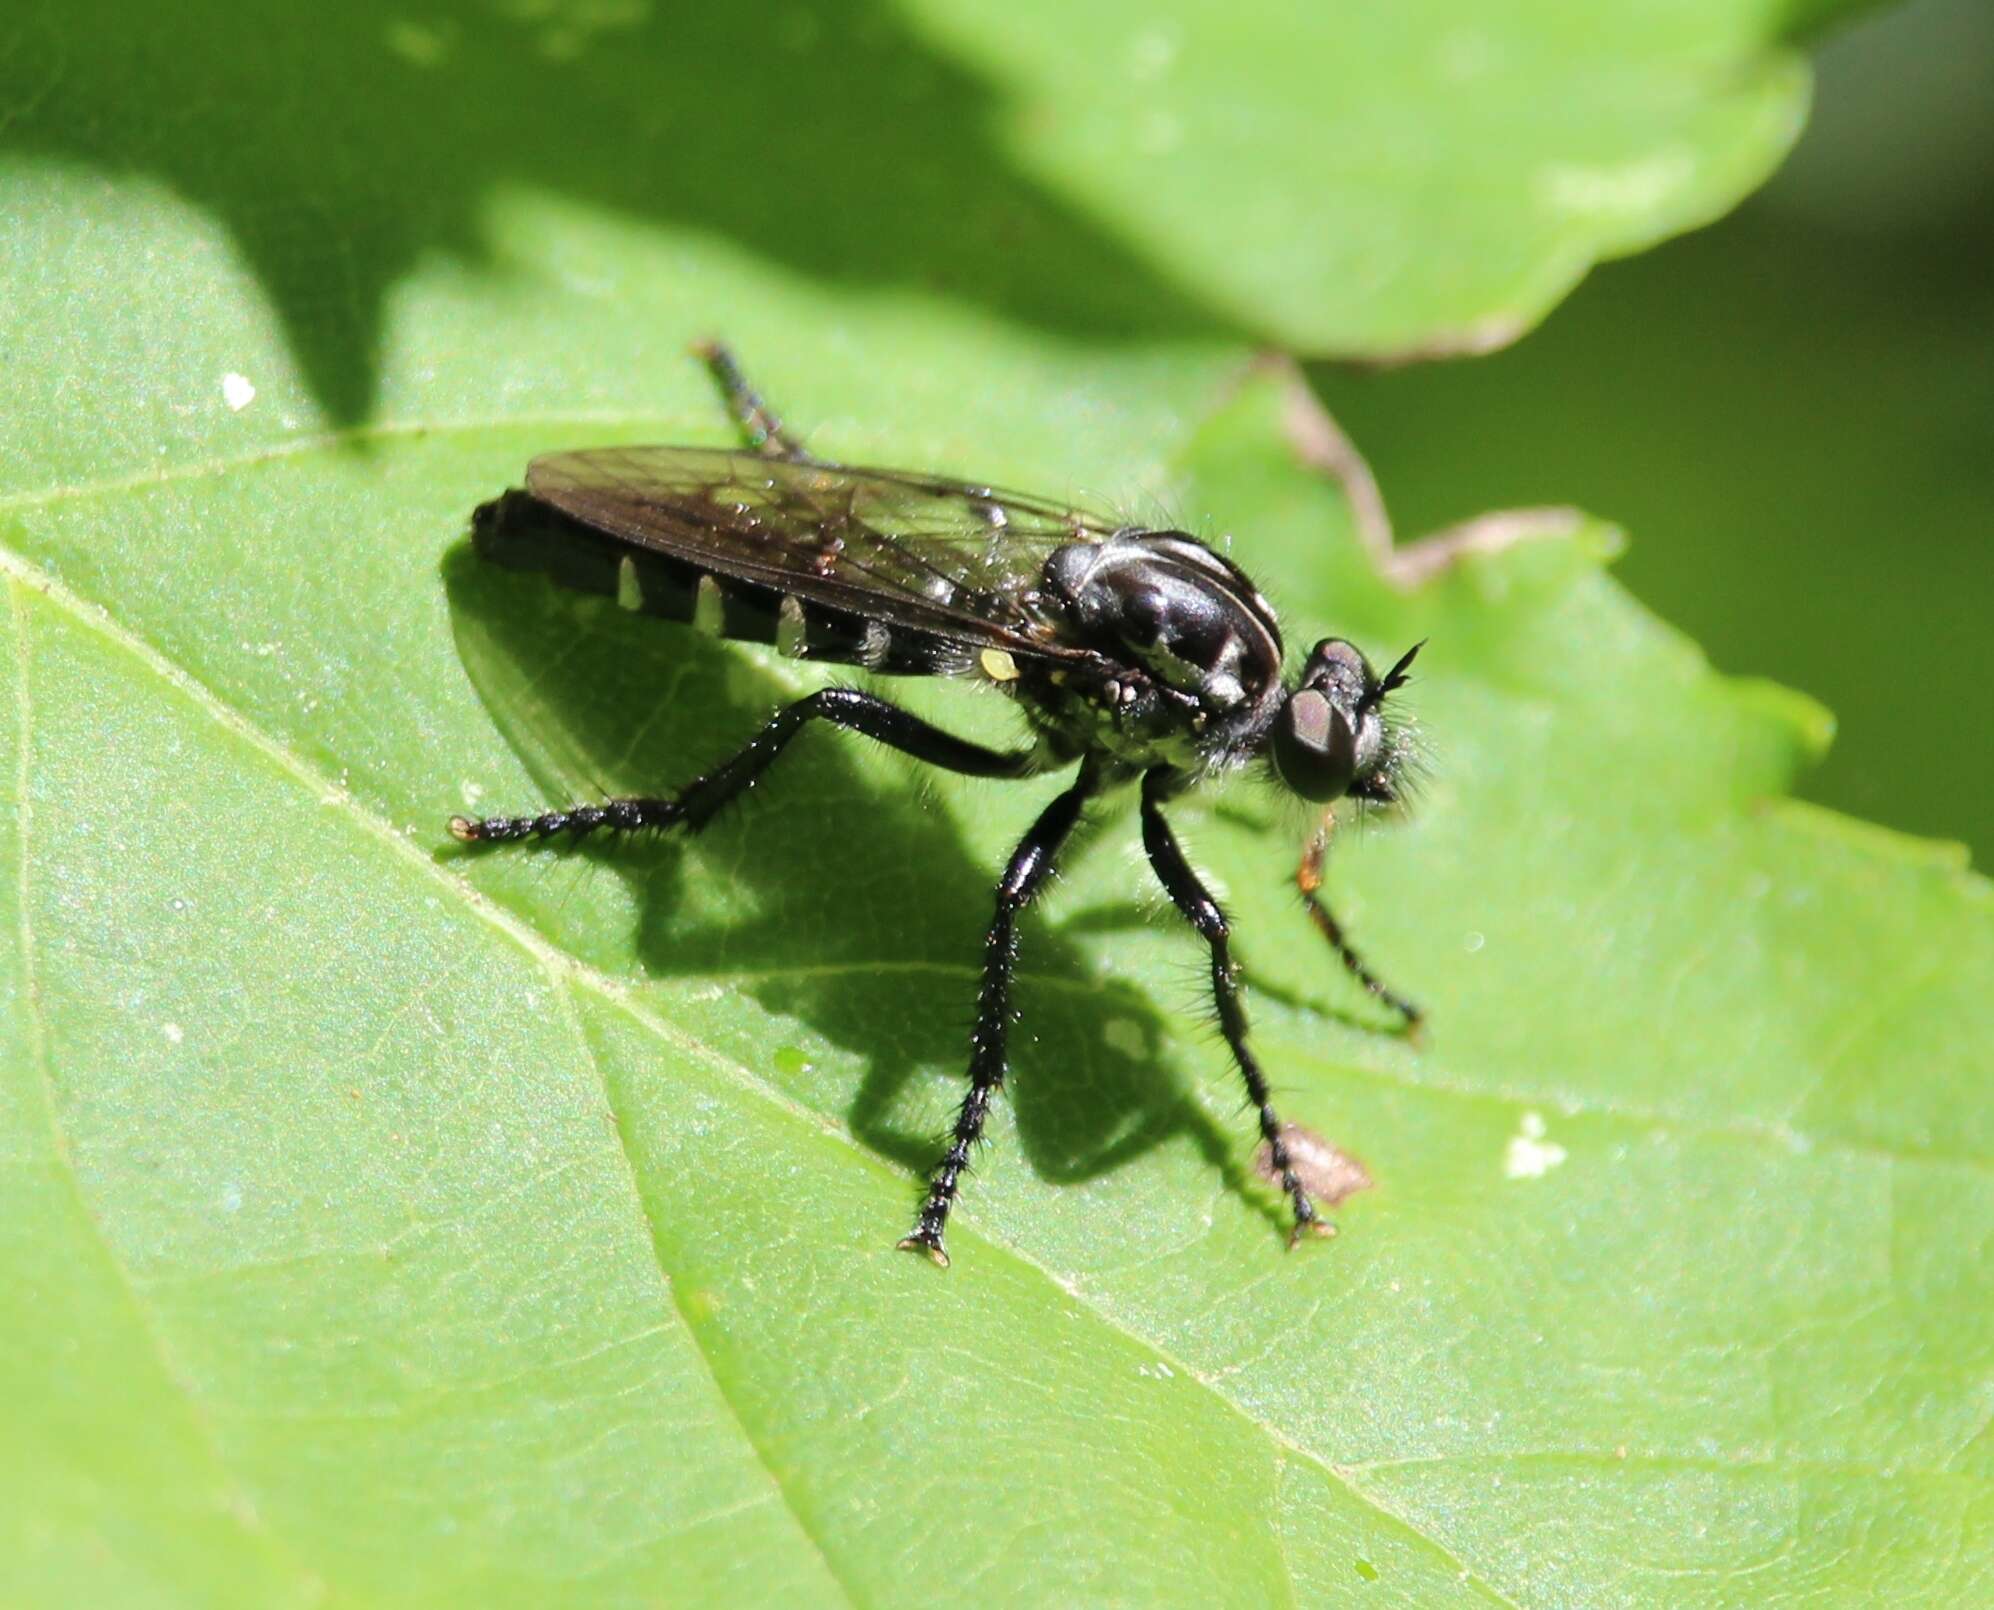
[447,798,683,845]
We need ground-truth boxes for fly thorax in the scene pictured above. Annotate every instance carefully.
[1044,532,1284,718]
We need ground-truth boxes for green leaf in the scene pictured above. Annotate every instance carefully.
[4,0,1819,438]
[4,3,1987,1606]
[900,0,1817,356]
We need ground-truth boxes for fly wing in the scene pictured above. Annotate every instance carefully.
[525,446,1121,664]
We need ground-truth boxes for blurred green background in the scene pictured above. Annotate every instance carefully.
[1318,0,1993,865]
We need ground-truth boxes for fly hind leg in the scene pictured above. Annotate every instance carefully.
[448,687,1041,846]
[693,340,817,463]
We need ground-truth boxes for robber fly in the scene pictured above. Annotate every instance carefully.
[450,343,1423,1268]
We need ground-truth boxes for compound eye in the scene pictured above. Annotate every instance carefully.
[1304,638,1372,704]
[1271,689,1359,802]
[1313,638,1367,675]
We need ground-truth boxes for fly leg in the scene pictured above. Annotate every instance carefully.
[1297,809,1422,1032]
[449,686,1041,845]
[899,762,1098,1267]
[693,340,818,463]
[1140,768,1332,1247]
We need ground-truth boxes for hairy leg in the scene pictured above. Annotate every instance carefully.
[1297,809,1422,1031]
[449,686,1041,845]
[693,339,817,462]
[1142,769,1331,1245]
[899,764,1098,1266]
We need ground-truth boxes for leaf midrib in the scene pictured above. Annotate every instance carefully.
[7,578,330,1608]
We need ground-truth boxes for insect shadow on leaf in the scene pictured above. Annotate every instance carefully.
[442,344,1422,1265]
[442,546,1273,1238]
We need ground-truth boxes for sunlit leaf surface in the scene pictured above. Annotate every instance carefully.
[2,1,1984,1604]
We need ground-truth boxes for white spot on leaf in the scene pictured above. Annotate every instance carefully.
[1102,1017,1145,1059]
[220,372,256,411]
[1504,1111,1567,1179]
[1539,151,1694,219]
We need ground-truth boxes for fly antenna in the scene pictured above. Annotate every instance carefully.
[1364,639,1425,710]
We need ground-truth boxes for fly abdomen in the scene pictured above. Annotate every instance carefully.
[473,489,712,626]
[471,488,958,675]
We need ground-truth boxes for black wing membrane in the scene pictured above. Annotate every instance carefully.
[524,447,1122,665]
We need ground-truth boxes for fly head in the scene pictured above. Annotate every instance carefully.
[1269,638,1422,803]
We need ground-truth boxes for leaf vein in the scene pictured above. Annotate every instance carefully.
[1340,1448,1994,1488]
[0,539,1868,1607]
[544,963,862,1608]
[679,961,1994,1175]
[0,511,1515,1606]
[0,410,709,514]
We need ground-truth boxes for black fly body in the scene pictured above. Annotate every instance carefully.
[450,344,1424,1268]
